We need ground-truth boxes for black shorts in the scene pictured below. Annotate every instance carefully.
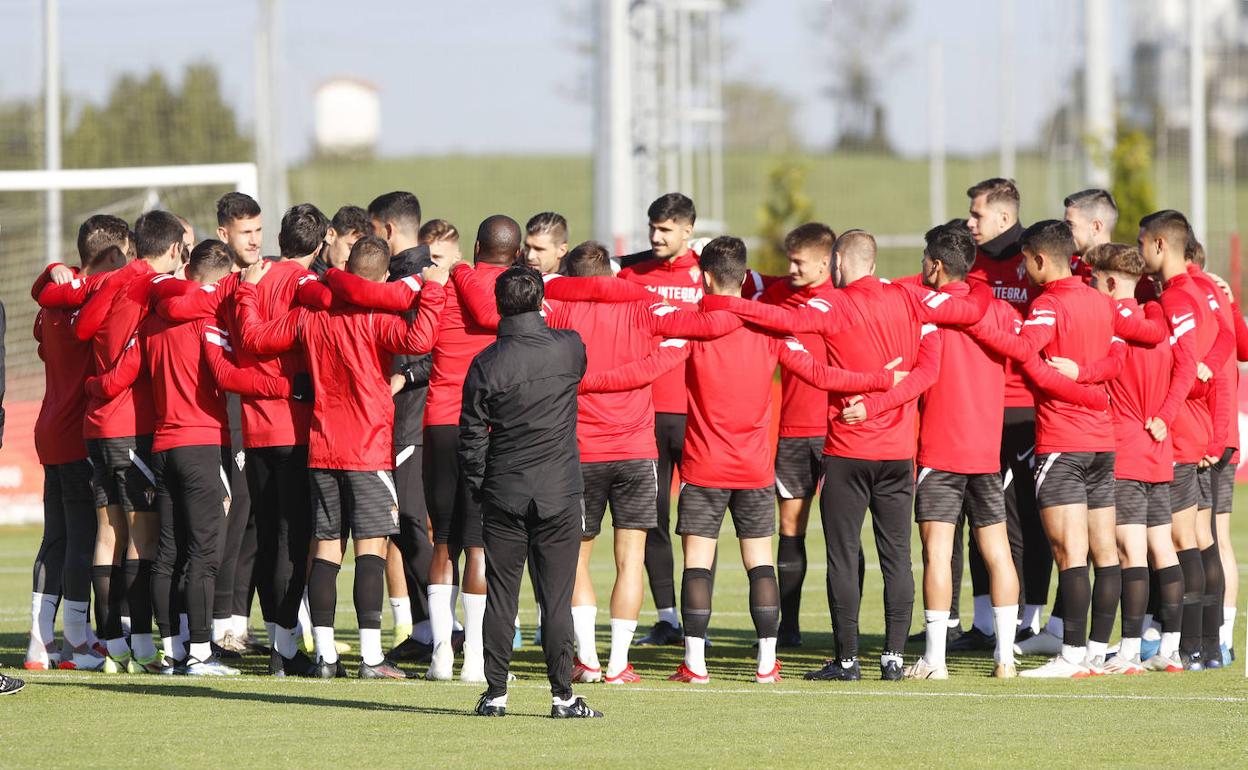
[423,425,484,548]
[1032,451,1115,510]
[1197,465,1213,511]
[1171,463,1199,514]
[774,437,824,500]
[1114,479,1172,527]
[580,459,658,537]
[676,483,774,539]
[1214,463,1234,515]
[310,468,399,541]
[914,468,1006,527]
[86,434,156,513]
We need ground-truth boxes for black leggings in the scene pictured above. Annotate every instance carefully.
[245,445,312,630]
[214,449,252,623]
[34,461,96,602]
[645,413,685,610]
[393,443,432,624]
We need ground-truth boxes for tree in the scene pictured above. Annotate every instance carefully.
[1109,127,1156,243]
[755,161,813,276]
[815,0,909,153]
[724,81,800,152]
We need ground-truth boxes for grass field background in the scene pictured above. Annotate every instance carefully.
[1,488,1246,768]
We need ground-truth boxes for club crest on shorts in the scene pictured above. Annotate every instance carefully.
[222,496,231,516]
[390,503,399,528]
[144,486,156,507]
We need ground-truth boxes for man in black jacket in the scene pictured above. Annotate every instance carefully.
[460,266,601,719]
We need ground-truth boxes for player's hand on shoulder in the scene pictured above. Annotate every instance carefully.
[242,260,271,285]
[50,264,75,285]
[422,265,450,286]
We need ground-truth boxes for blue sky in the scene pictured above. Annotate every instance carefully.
[0,0,1133,160]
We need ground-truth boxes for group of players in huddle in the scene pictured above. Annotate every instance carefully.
[14,176,1241,697]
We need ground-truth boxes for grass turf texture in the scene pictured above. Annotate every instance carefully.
[0,487,1246,768]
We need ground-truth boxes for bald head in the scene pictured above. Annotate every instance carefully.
[833,230,877,287]
[474,215,522,266]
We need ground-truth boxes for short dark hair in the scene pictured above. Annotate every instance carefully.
[966,178,1020,210]
[77,214,129,267]
[187,239,237,282]
[526,212,569,245]
[564,240,613,277]
[346,235,391,281]
[495,265,545,317]
[278,204,329,259]
[1020,219,1076,260]
[216,192,261,227]
[1139,209,1191,252]
[367,191,422,233]
[1084,243,1145,276]
[1064,188,1118,229]
[476,215,522,262]
[923,223,976,279]
[1186,232,1206,267]
[647,193,696,225]
[783,222,836,256]
[699,236,747,288]
[419,219,460,245]
[331,205,370,237]
[134,210,186,259]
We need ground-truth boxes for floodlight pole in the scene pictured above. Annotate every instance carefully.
[998,0,1016,179]
[1189,0,1207,242]
[256,0,288,256]
[43,0,61,264]
[1084,0,1113,188]
[593,0,635,255]
[928,43,946,226]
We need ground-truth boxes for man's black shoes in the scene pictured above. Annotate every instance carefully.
[315,658,348,679]
[804,658,861,681]
[880,658,904,681]
[636,620,683,646]
[388,637,434,664]
[475,693,506,717]
[948,626,996,652]
[0,673,25,695]
[551,696,603,719]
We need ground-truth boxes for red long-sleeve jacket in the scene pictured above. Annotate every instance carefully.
[618,250,704,413]
[31,264,97,465]
[235,282,445,470]
[1159,273,1219,464]
[1187,264,1237,456]
[761,278,838,439]
[1104,300,1176,482]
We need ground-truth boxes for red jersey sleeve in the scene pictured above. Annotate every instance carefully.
[1202,294,1235,372]
[72,279,119,341]
[85,332,142,399]
[857,326,942,418]
[325,268,418,311]
[1075,339,1126,384]
[1022,357,1109,411]
[1156,290,1201,426]
[295,274,332,310]
[158,281,227,322]
[700,292,853,335]
[374,282,446,355]
[777,336,893,395]
[1207,369,1230,457]
[1232,302,1248,362]
[643,304,744,339]
[30,263,77,304]
[544,276,654,303]
[966,295,1056,362]
[451,263,501,331]
[578,338,691,394]
[235,283,303,355]
[1112,298,1167,345]
[898,280,992,325]
[203,324,292,398]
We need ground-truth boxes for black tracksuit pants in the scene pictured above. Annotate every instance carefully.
[394,443,432,625]
[245,444,312,630]
[645,413,685,610]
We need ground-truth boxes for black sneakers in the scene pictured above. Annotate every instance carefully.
[947,626,996,652]
[270,649,317,677]
[636,620,683,646]
[315,658,348,679]
[551,696,603,719]
[475,693,506,717]
[0,673,25,696]
[359,658,413,679]
[777,628,803,648]
[388,637,434,664]
[879,657,904,681]
[804,658,861,681]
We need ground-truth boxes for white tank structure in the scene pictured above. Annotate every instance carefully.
[314,77,381,157]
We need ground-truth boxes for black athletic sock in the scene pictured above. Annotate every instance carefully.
[1200,545,1224,657]
[1147,566,1161,618]
[1058,566,1090,647]
[1120,566,1148,639]
[307,558,341,629]
[1176,549,1204,655]
[124,559,154,635]
[353,554,386,631]
[1090,564,1121,645]
[91,564,115,638]
[776,535,806,634]
[1157,564,1184,634]
[747,565,780,639]
[680,567,713,639]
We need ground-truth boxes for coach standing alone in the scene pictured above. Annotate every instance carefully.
[459,266,602,719]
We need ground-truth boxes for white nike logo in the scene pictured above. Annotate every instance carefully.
[1171,312,1194,325]
[1016,446,1035,463]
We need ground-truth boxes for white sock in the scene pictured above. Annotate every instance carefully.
[972,595,994,635]
[487,692,509,708]
[1160,631,1181,657]
[994,605,1018,665]
[265,622,277,650]
[451,585,462,631]
[273,626,297,658]
[178,614,190,646]
[231,614,248,638]
[1044,614,1063,637]
[213,617,231,641]
[413,620,433,645]
[105,637,130,658]
[462,592,487,653]
[1020,604,1043,634]
[297,594,313,639]
[360,628,384,666]
[131,633,157,660]
[86,621,99,648]
[1061,644,1086,666]
[684,635,706,676]
[162,635,185,662]
[1222,607,1237,647]
[1087,639,1107,660]
[428,584,454,646]
[189,641,211,663]
[1143,613,1160,636]
[534,601,543,630]
[552,694,576,707]
[313,626,338,664]
[946,616,961,628]
[1120,636,1141,661]
[658,606,680,628]
[30,592,57,646]
[390,596,412,629]
[924,609,951,668]
[606,618,636,677]
[64,600,90,649]
[571,605,599,667]
[756,636,777,675]
[121,615,131,636]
